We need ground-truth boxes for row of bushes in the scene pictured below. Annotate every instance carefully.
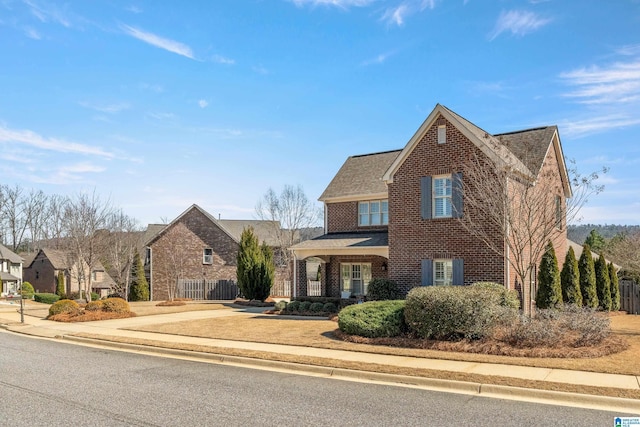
[275,300,339,314]
[48,297,131,318]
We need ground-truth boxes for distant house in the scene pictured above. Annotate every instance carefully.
[0,243,23,296]
[23,248,115,297]
[291,104,570,312]
[145,204,287,301]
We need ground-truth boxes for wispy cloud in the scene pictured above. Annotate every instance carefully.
[24,26,41,39]
[381,0,437,26]
[560,114,640,138]
[288,0,375,8]
[147,112,177,120]
[126,5,142,14]
[361,50,395,66]
[212,54,235,65]
[252,64,269,75]
[198,99,209,108]
[79,101,131,114]
[121,24,195,59]
[560,60,640,105]
[0,124,114,158]
[23,0,71,27]
[489,10,552,40]
[30,162,106,185]
[139,83,164,93]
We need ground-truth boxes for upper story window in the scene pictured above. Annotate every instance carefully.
[358,200,388,226]
[433,175,452,218]
[437,125,446,144]
[203,248,213,265]
[555,195,563,230]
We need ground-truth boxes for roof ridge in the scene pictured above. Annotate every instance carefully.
[350,149,402,158]
[494,126,553,136]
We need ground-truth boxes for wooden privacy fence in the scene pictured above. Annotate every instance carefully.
[620,280,640,315]
[177,279,238,301]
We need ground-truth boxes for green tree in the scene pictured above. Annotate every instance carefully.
[56,271,65,298]
[560,246,582,306]
[236,227,273,302]
[536,241,563,309]
[21,281,35,297]
[584,229,606,252]
[594,253,612,311]
[578,244,598,308]
[609,262,620,312]
[129,250,149,301]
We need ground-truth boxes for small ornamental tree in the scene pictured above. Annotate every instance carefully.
[129,250,150,301]
[56,271,66,298]
[609,262,620,312]
[595,253,612,311]
[536,241,563,309]
[560,246,582,306]
[578,244,598,309]
[237,227,273,302]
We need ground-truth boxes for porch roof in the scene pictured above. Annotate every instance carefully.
[290,232,389,259]
[0,271,20,282]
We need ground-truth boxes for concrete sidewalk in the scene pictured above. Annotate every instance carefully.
[1,302,640,413]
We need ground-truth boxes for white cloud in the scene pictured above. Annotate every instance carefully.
[198,99,209,108]
[23,0,71,27]
[212,54,235,65]
[288,0,375,8]
[121,24,195,60]
[0,124,114,158]
[126,5,142,14]
[24,26,41,39]
[489,10,552,40]
[560,60,640,105]
[252,64,269,75]
[79,101,131,113]
[361,51,394,66]
[139,83,164,93]
[560,114,640,138]
[381,0,436,26]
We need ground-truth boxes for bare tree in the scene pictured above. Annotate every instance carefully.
[457,149,605,313]
[607,231,640,277]
[102,210,141,298]
[45,194,68,249]
[255,185,321,273]
[62,191,114,302]
[23,189,49,253]
[153,239,188,301]
[0,184,29,251]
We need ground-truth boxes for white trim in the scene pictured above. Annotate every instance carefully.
[292,246,389,260]
[320,192,388,204]
[323,202,328,234]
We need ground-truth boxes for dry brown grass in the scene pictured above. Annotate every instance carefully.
[156,301,187,307]
[128,312,640,376]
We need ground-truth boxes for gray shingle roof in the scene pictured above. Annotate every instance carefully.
[319,150,402,201]
[0,243,23,264]
[217,219,281,247]
[290,231,388,250]
[495,126,557,177]
[40,248,71,270]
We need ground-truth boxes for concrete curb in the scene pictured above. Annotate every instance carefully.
[60,334,640,414]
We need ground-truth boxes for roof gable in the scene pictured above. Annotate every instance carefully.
[0,243,23,264]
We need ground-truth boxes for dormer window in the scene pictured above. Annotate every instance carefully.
[358,200,388,226]
[437,125,446,144]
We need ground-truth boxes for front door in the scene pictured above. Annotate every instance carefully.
[340,263,371,296]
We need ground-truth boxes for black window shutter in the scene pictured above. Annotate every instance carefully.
[421,176,432,220]
[452,258,464,285]
[421,259,433,286]
[452,172,463,218]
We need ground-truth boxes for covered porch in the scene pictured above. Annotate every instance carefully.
[290,232,389,299]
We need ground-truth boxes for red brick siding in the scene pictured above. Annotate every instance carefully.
[326,201,388,234]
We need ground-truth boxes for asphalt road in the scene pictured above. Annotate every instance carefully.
[0,331,630,426]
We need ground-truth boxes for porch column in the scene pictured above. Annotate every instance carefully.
[296,259,308,297]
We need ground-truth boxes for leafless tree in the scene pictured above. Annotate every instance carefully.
[456,149,605,313]
[0,184,29,251]
[45,194,68,249]
[102,210,141,298]
[255,184,321,273]
[62,191,114,302]
[606,231,640,276]
[154,239,188,301]
[23,189,49,253]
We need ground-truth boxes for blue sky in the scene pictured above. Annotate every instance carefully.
[1,0,639,227]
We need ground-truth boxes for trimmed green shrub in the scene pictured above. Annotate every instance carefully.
[404,286,518,340]
[578,244,598,308]
[293,296,341,305]
[34,293,61,304]
[129,249,150,301]
[287,300,301,312]
[366,278,401,301]
[609,262,620,311]
[560,246,582,305]
[56,272,65,298]
[323,302,338,313]
[236,227,274,302]
[595,254,611,311]
[21,281,35,297]
[84,300,104,311]
[471,282,520,309]
[309,302,324,313]
[536,241,563,309]
[48,299,80,317]
[274,301,287,311]
[299,301,311,312]
[338,300,406,338]
[101,298,131,313]
[90,292,100,302]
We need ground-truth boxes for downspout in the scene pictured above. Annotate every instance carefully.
[324,202,328,235]
[505,176,510,290]
[292,251,297,299]
[149,247,153,301]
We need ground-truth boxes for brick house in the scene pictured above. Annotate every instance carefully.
[23,248,116,297]
[146,204,286,301]
[291,104,571,312]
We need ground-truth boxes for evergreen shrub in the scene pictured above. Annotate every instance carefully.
[34,293,61,304]
[366,278,401,301]
[338,300,406,338]
[48,299,80,317]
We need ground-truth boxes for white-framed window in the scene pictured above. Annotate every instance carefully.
[434,259,453,286]
[358,200,389,226]
[437,125,446,144]
[433,175,452,218]
[203,248,213,265]
[340,263,372,295]
[555,195,562,229]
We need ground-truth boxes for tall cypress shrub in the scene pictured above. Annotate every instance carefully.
[609,262,620,312]
[595,253,611,311]
[560,246,582,306]
[578,244,598,308]
[260,242,275,299]
[237,227,269,301]
[56,271,66,298]
[129,250,150,301]
[536,241,563,309]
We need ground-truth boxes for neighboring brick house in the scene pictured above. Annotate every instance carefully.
[0,243,23,296]
[291,104,571,312]
[23,248,116,297]
[145,204,286,301]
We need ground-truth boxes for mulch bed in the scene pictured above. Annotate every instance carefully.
[48,312,137,322]
[333,330,628,359]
